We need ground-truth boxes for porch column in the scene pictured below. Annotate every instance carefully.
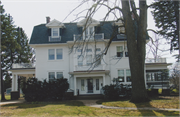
[11,74,18,91]
[74,76,77,96]
[103,75,105,86]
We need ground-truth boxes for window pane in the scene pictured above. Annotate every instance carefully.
[118,70,124,82]
[56,49,63,59]
[57,72,63,79]
[126,69,131,82]
[49,72,55,81]
[96,79,99,90]
[86,49,92,52]
[117,46,123,57]
[49,49,55,60]
[52,28,58,37]
[117,46,123,52]
[77,49,82,52]
[78,55,83,66]
[81,79,85,91]
[86,55,92,66]
[96,48,101,52]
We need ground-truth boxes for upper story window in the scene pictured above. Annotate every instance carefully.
[49,49,55,60]
[48,49,63,60]
[118,70,124,82]
[78,55,83,66]
[56,49,63,59]
[116,46,123,57]
[86,49,92,52]
[86,55,92,66]
[125,46,128,57]
[84,27,94,39]
[126,69,131,82]
[52,28,59,37]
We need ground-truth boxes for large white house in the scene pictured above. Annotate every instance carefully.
[9,17,171,99]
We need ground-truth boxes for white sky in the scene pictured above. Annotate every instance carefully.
[1,0,178,64]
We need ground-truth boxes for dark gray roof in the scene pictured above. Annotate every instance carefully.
[29,21,148,44]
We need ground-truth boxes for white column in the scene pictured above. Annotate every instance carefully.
[103,75,105,86]
[74,76,77,96]
[14,74,18,91]
[11,74,15,91]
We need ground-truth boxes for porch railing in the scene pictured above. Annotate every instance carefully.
[12,63,36,69]
[145,58,166,63]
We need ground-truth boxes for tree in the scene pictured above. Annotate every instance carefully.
[151,0,179,60]
[70,0,150,102]
[170,62,180,90]
[0,2,33,100]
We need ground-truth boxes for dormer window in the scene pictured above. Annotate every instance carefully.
[84,26,94,40]
[52,28,59,37]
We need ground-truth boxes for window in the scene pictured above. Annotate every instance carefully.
[48,49,55,60]
[125,46,128,57]
[49,72,55,82]
[96,48,101,52]
[81,79,85,91]
[95,55,101,66]
[78,55,83,66]
[96,79,99,90]
[84,27,94,39]
[52,28,59,37]
[117,46,123,57]
[118,27,125,33]
[77,49,82,52]
[126,69,131,82]
[57,72,63,79]
[56,49,63,59]
[118,70,124,82]
[86,55,92,66]
[86,49,92,52]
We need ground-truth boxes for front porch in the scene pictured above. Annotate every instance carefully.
[9,63,35,100]
[69,70,110,96]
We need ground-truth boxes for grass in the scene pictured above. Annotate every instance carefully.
[0,94,11,101]
[97,96,180,109]
[1,100,179,116]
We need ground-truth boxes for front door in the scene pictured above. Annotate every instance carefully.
[87,79,93,93]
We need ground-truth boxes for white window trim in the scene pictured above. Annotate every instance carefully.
[83,26,94,40]
[47,71,64,81]
[51,28,60,38]
[48,48,63,61]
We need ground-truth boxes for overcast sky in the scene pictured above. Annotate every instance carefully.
[1,0,177,64]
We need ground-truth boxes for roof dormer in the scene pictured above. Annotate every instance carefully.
[46,19,65,28]
[46,19,65,42]
[77,17,100,27]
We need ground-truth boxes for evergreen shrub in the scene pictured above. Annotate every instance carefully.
[22,78,69,102]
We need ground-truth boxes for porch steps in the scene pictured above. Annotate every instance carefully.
[76,94,104,100]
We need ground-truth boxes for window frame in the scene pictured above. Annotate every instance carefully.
[78,55,83,66]
[48,48,63,60]
[51,28,59,38]
[118,70,124,82]
[48,49,55,60]
[48,71,63,81]
[126,69,131,82]
[56,49,63,60]
[116,46,123,57]
[83,26,94,40]
[86,54,92,66]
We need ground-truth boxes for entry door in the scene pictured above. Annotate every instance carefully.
[87,79,93,93]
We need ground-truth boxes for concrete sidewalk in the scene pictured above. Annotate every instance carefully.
[78,100,180,111]
[0,99,25,105]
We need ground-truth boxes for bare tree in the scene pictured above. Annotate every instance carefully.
[170,62,180,91]
[66,0,152,102]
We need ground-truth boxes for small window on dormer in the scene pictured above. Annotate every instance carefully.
[52,28,59,37]
[118,27,125,34]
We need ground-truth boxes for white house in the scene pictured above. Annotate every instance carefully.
[9,17,171,99]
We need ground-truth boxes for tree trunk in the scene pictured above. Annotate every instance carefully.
[121,0,149,103]
[1,70,6,101]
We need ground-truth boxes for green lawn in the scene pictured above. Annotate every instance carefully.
[1,100,179,116]
[97,96,179,109]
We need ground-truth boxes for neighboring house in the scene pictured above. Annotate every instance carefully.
[9,17,171,98]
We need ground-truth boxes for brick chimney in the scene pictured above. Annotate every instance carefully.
[46,17,50,24]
